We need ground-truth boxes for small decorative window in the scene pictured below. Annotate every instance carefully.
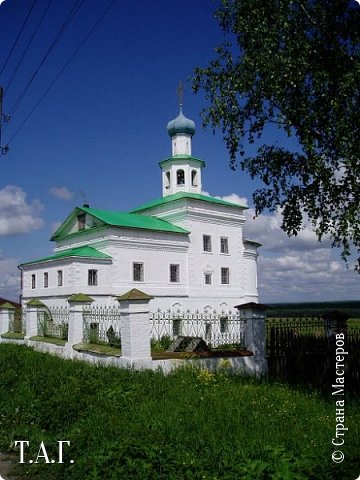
[165,171,171,189]
[88,269,98,286]
[176,169,185,185]
[203,235,212,252]
[191,170,198,186]
[57,270,63,286]
[170,264,180,283]
[221,267,230,285]
[43,272,48,288]
[77,213,86,231]
[133,262,144,282]
[204,273,212,285]
[31,274,36,289]
[220,237,229,254]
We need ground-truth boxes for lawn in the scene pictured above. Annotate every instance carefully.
[0,343,359,479]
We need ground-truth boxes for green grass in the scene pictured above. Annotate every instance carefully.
[30,336,67,346]
[1,332,25,340]
[0,344,359,479]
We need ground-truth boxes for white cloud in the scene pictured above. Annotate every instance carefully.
[215,192,359,302]
[243,206,332,252]
[49,186,73,201]
[0,255,20,301]
[0,185,44,236]
[202,190,248,207]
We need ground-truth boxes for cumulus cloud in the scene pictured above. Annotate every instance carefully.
[0,255,20,301]
[202,191,248,208]
[214,192,358,302]
[0,185,44,236]
[243,207,332,252]
[49,186,73,200]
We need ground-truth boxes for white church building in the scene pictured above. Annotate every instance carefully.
[20,105,260,312]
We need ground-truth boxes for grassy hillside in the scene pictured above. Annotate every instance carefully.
[0,344,359,479]
[268,300,360,318]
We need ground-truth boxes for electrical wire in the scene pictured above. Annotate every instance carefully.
[4,0,56,95]
[6,0,118,146]
[0,0,38,79]
[7,0,86,120]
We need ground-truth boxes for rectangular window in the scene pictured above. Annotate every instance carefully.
[221,267,230,285]
[31,274,36,289]
[43,272,48,288]
[220,237,229,254]
[204,273,212,285]
[88,269,98,286]
[77,213,86,231]
[133,262,144,282]
[203,235,212,252]
[170,264,180,283]
[57,270,63,286]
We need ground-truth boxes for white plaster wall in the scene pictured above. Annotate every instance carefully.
[21,201,258,311]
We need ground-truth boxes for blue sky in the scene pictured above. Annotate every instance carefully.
[0,0,358,303]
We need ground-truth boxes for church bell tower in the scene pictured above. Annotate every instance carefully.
[160,92,205,197]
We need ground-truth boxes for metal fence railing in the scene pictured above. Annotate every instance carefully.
[37,307,69,340]
[149,309,245,349]
[83,306,121,348]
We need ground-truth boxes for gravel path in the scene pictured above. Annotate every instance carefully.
[0,452,24,479]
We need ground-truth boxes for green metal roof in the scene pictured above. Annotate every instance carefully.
[159,155,205,168]
[20,245,112,266]
[167,107,195,137]
[51,207,189,240]
[130,192,248,213]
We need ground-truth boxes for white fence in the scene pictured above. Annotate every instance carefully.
[149,309,245,348]
[0,296,267,375]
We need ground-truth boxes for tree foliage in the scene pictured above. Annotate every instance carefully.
[193,0,360,269]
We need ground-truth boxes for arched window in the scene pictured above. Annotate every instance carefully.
[191,170,198,186]
[165,171,171,189]
[177,169,185,185]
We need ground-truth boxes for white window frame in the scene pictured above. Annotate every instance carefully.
[57,270,63,287]
[170,264,180,283]
[31,274,36,289]
[221,267,230,285]
[43,272,48,288]
[133,262,144,282]
[88,269,98,286]
[204,273,212,285]
[203,234,212,252]
[220,237,229,254]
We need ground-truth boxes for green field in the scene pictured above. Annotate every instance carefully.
[267,300,360,319]
[0,344,359,479]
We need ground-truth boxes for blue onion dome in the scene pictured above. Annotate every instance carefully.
[167,106,195,137]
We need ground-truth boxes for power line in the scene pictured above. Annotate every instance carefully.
[6,0,118,146]
[4,0,56,95]
[0,0,38,79]
[7,0,86,120]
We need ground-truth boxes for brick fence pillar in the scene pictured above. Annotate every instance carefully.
[235,302,268,375]
[25,299,46,345]
[0,302,15,336]
[117,288,153,365]
[66,294,94,355]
